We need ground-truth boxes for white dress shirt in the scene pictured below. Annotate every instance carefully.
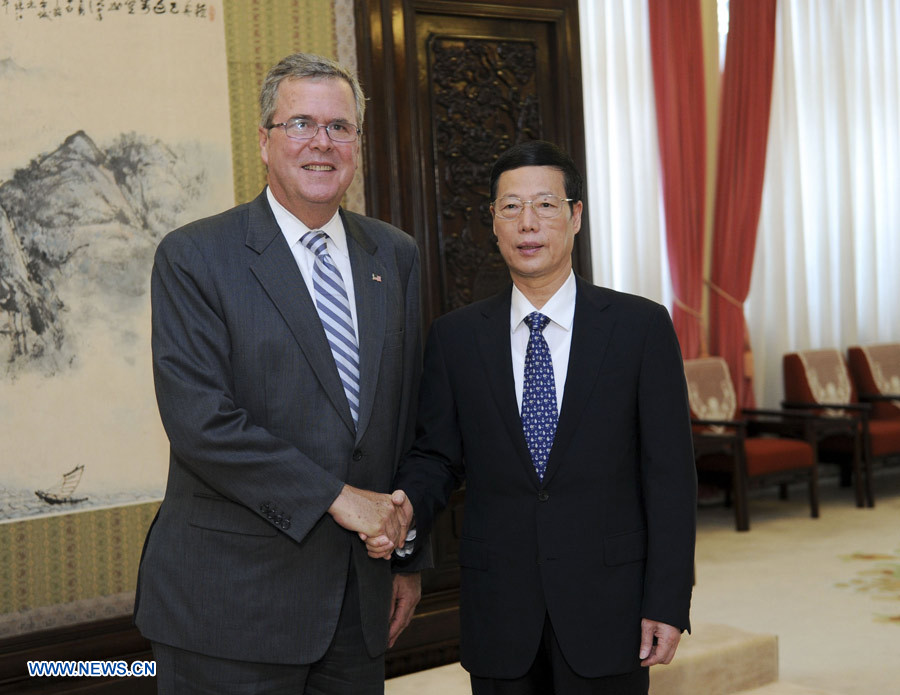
[511,271,576,414]
[266,187,360,338]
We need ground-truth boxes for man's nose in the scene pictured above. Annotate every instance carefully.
[518,204,540,231]
[309,124,333,148]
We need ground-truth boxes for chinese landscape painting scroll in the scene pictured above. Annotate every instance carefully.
[0,1,234,520]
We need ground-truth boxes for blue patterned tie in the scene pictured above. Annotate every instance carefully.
[301,230,360,428]
[521,312,558,481]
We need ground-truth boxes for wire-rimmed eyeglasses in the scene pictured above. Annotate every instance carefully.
[492,194,574,220]
[267,117,360,143]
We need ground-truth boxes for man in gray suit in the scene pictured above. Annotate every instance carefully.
[134,53,424,694]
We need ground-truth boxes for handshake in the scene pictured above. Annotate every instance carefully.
[328,485,414,560]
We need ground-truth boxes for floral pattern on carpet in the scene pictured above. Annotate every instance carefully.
[836,549,900,623]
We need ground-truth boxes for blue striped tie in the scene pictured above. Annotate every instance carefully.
[521,312,558,481]
[301,230,360,428]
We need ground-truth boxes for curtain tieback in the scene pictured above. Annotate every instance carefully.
[706,281,744,309]
[673,296,703,319]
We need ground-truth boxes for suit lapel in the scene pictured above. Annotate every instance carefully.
[246,194,356,435]
[475,288,536,482]
[342,210,385,443]
[542,278,614,485]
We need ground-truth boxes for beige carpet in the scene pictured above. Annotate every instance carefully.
[691,466,900,695]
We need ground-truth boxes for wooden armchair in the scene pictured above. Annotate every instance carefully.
[848,342,900,481]
[848,343,900,419]
[684,357,819,531]
[782,348,891,507]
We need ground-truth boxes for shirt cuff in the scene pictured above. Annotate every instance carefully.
[393,526,416,558]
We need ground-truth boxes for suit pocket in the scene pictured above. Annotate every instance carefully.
[459,537,489,571]
[603,528,647,566]
[383,328,404,350]
[189,493,278,537]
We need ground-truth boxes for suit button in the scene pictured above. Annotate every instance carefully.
[352,449,363,462]
[538,491,549,502]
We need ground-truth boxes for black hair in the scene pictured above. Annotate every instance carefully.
[489,140,583,205]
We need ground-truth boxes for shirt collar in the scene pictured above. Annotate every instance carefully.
[510,271,577,333]
[266,186,348,259]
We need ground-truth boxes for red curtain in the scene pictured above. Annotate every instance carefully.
[649,0,707,360]
[708,0,777,408]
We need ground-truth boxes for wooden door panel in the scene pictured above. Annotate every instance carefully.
[358,0,589,327]
[357,0,587,676]
[422,27,551,310]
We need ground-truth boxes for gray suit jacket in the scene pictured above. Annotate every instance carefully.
[134,191,424,664]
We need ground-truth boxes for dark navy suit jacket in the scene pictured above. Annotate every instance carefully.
[396,276,696,678]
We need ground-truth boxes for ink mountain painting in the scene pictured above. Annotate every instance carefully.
[0,130,211,379]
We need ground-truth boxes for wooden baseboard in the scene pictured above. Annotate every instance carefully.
[0,594,460,693]
[0,616,154,694]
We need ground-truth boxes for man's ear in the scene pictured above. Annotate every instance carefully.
[571,200,584,234]
[258,126,270,167]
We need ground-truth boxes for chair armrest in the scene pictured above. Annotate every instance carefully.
[743,407,862,441]
[691,418,747,431]
[743,408,819,419]
[691,421,743,456]
[781,400,872,414]
[741,410,809,439]
[779,401,867,443]
[745,407,856,427]
[859,393,900,403]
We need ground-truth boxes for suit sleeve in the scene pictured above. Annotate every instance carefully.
[151,230,345,544]
[638,304,697,632]
[390,242,434,573]
[393,319,465,541]
[394,320,465,535]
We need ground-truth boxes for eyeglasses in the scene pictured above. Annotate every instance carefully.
[492,194,574,220]
[267,117,360,143]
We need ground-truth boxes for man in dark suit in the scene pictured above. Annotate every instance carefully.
[134,53,424,694]
[369,141,696,694]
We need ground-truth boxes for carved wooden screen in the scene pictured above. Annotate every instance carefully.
[357,0,589,329]
[428,35,547,309]
[356,0,587,676]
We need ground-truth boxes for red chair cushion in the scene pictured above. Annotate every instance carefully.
[744,437,815,476]
[869,419,900,457]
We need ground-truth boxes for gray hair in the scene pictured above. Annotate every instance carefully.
[259,52,365,130]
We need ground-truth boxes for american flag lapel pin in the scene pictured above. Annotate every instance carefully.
[372,273,382,282]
